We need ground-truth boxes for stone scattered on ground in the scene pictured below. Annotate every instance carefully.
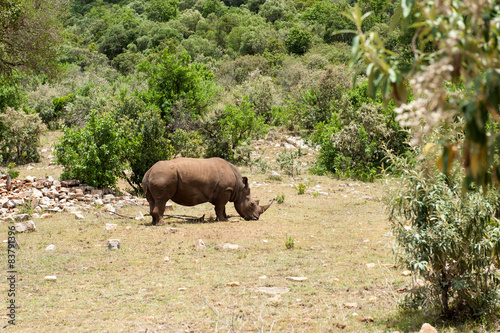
[106,239,120,250]
[44,276,57,281]
[226,281,240,286]
[196,239,206,250]
[0,174,147,222]
[285,276,308,282]
[14,220,36,233]
[217,243,244,250]
[343,302,359,309]
[45,244,56,251]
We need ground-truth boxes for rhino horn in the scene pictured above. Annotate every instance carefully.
[259,199,274,214]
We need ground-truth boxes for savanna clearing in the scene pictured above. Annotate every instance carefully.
[0,132,439,332]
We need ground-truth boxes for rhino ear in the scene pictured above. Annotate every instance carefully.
[255,200,260,205]
[242,177,248,187]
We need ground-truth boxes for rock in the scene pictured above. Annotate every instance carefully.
[285,276,308,282]
[135,212,145,220]
[419,323,438,333]
[366,263,376,269]
[13,214,30,222]
[270,170,281,177]
[360,317,374,323]
[31,188,44,198]
[259,275,268,280]
[343,302,358,309]
[217,243,244,250]
[178,287,187,291]
[164,256,170,262]
[104,204,115,213]
[106,239,120,250]
[226,281,240,286]
[402,270,412,276]
[165,227,178,233]
[46,244,56,251]
[94,199,104,206]
[105,223,117,231]
[44,275,57,281]
[15,220,36,233]
[41,213,53,219]
[74,213,85,220]
[196,239,206,250]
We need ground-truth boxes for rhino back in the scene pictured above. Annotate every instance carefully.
[148,158,241,206]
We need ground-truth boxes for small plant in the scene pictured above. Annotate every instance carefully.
[18,197,37,216]
[294,182,309,195]
[312,190,319,197]
[285,234,295,250]
[276,149,303,176]
[7,163,19,179]
[276,194,285,204]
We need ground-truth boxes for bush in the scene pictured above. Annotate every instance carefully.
[312,98,408,180]
[170,129,204,158]
[139,50,217,128]
[285,26,312,55]
[203,98,267,163]
[388,153,500,317]
[0,108,44,165]
[55,110,131,188]
[113,94,174,190]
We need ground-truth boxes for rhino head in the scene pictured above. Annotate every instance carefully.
[234,177,274,221]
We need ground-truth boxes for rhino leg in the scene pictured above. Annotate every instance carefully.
[152,199,168,225]
[215,205,228,222]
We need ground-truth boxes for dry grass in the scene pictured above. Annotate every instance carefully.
[1,131,491,332]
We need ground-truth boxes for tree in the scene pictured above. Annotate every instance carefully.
[285,26,312,55]
[138,50,217,128]
[55,110,132,188]
[347,1,500,189]
[0,0,66,76]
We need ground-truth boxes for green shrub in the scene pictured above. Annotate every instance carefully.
[55,110,131,188]
[387,153,500,317]
[170,128,204,158]
[113,94,174,191]
[203,98,267,163]
[285,234,295,249]
[285,26,312,55]
[6,163,19,179]
[294,181,309,194]
[275,194,285,203]
[276,148,304,176]
[0,108,44,165]
[139,50,217,128]
[146,0,178,22]
[311,81,409,180]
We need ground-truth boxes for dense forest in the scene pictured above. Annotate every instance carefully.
[0,0,410,189]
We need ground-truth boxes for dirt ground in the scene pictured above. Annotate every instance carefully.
[0,131,441,332]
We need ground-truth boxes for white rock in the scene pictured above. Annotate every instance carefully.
[135,212,145,220]
[366,263,376,269]
[252,286,289,294]
[94,199,104,206]
[74,213,85,220]
[46,244,56,251]
[106,239,120,250]
[14,220,36,233]
[285,276,308,282]
[218,243,244,250]
[344,302,358,309]
[105,223,117,231]
[196,239,206,250]
[104,204,115,213]
[44,275,57,281]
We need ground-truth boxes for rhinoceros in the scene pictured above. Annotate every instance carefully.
[142,157,273,224]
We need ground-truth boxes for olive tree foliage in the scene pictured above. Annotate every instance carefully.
[0,0,67,76]
[346,0,500,189]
